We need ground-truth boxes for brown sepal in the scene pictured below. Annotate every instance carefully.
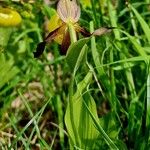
[34,41,46,58]
[79,27,91,37]
[45,27,60,43]
[34,27,60,58]
[60,29,71,55]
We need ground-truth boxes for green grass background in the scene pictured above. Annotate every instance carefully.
[0,0,150,149]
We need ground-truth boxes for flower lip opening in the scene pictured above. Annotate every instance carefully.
[57,0,80,23]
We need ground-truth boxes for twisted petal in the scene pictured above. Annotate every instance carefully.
[61,29,70,54]
[57,0,80,23]
[34,27,60,58]
[34,42,46,58]
[92,27,115,36]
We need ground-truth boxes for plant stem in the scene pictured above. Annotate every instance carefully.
[146,70,150,127]
[67,22,80,146]
[68,23,77,43]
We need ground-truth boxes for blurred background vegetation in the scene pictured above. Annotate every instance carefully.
[0,0,150,149]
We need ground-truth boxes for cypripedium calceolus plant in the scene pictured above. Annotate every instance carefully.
[34,0,114,58]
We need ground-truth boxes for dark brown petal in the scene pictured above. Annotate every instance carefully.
[34,41,46,58]
[79,27,91,37]
[60,29,71,55]
[34,27,60,58]
[45,27,60,43]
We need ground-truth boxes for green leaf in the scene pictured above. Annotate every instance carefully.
[66,37,90,72]
[0,27,12,48]
[65,71,100,149]
[120,30,147,58]
[83,99,119,150]
[131,5,150,43]
[0,54,20,88]
[113,62,135,70]
[99,112,120,139]
[0,67,19,88]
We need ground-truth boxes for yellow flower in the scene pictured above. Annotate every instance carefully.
[34,0,114,58]
[0,8,22,27]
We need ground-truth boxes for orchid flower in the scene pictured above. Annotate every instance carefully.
[34,0,114,58]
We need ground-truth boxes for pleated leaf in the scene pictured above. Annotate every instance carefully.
[65,71,99,149]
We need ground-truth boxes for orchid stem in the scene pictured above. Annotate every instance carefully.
[68,22,80,146]
[68,23,77,43]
